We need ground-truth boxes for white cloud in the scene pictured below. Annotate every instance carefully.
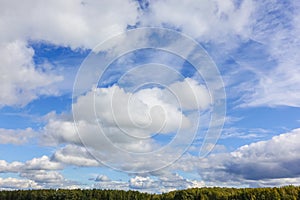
[20,170,65,184]
[0,0,139,49]
[158,173,205,192]
[1,0,298,109]
[0,155,74,188]
[0,127,36,145]
[95,175,111,182]
[43,78,209,172]
[129,174,204,193]
[0,0,140,107]
[25,155,63,170]
[129,176,156,189]
[92,174,204,193]
[197,128,300,186]
[74,78,209,136]
[3,128,300,190]
[42,118,80,146]
[142,0,254,41]
[0,41,63,107]
[227,128,300,179]
[1,156,63,174]
[139,0,300,108]
[139,0,300,109]
[75,82,201,136]
[0,177,41,190]
[236,1,300,107]
[0,160,23,173]
[167,78,211,110]
[88,127,300,189]
[53,145,100,167]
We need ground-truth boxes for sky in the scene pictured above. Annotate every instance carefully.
[0,0,300,193]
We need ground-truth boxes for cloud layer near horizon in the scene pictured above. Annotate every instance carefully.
[2,128,300,190]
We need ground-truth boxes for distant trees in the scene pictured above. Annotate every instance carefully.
[0,185,299,200]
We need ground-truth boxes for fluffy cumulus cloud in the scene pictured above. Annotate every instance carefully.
[129,176,156,189]
[0,177,41,190]
[52,145,100,167]
[197,128,300,187]
[0,155,69,189]
[0,0,139,49]
[0,0,140,107]
[24,155,63,171]
[42,118,80,146]
[0,41,63,107]
[227,128,300,180]
[167,78,211,110]
[79,78,209,136]
[41,78,210,172]
[20,170,65,184]
[0,160,23,173]
[157,173,205,192]
[0,155,63,173]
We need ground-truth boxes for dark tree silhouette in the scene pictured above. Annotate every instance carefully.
[0,185,299,200]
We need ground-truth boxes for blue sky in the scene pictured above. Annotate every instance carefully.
[0,0,300,193]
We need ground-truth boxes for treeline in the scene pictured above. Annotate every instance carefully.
[0,185,299,200]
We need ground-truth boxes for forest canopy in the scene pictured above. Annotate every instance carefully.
[0,185,299,200]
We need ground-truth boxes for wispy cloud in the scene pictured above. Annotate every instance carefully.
[0,128,37,145]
